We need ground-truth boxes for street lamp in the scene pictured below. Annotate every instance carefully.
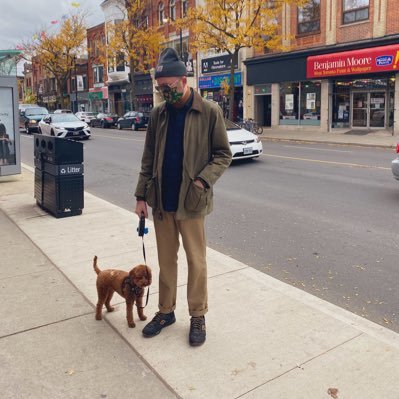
[73,55,79,113]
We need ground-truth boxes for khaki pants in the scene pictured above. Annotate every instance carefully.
[153,212,208,317]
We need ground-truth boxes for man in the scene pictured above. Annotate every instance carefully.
[134,48,232,346]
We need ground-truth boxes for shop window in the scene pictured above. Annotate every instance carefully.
[300,81,321,125]
[280,81,321,126]
[343,0,369,24]
[298,0,320,34]
[280,82,299,124]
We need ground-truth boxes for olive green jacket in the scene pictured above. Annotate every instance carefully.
[134,90,232,220]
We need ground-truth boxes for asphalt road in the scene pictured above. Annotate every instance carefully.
[20,128,399,332]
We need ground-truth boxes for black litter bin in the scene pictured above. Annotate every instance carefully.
[34,135,84,218]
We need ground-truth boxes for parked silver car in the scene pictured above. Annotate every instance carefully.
[392,144,399,180]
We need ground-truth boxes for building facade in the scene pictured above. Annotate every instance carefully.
[69,59,89,113]
[148,0,197,106]
[100,0,154,115]
[87,22,109,113]
[244,0,399,134]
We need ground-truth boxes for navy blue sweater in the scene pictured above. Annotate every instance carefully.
[162,91,194,212]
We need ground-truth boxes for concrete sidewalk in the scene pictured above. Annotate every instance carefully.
[259,127,397,148]
[2,167,399,399]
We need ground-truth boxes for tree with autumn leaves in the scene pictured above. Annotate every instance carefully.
[22,12,87,109]
[184,0,307,121]
[105,0,163,111]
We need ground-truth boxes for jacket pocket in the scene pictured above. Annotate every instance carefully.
[145,177,158,209]
[184,181,209,212]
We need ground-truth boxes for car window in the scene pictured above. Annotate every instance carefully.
[224,119,241,130]
[51,114,81,123]
[25,107,48,116]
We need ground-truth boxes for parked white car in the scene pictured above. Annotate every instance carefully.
[75,111,96,123]
[225,119,263,160]
[38,113,91,140]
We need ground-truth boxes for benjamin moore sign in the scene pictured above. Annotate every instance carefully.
[307,44,399,78]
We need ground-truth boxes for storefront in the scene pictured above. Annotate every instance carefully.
[70,91,90,114]
[199,53,243,120]
[88,87,108,113]
[199,72,243,120]
[245,37,399,133]
[307,45,398,130]
[134,73,153,113]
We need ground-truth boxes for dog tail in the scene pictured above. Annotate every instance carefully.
[93,255,101,275]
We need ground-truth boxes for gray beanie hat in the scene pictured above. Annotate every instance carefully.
[154,47,187,79]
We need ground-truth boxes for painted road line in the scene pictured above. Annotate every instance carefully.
[262,153,391,170]
[282,144,352,153]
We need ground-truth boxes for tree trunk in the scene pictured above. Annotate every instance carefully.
[228,51,239,121]
[129,58,138,111]
[56,78,65,109]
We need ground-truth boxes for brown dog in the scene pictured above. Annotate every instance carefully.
[93,255,152,328]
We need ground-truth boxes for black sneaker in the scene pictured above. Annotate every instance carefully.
[189,316,206,346]
[142,311,176,337]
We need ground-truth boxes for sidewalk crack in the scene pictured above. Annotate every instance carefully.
[234,332,363,399]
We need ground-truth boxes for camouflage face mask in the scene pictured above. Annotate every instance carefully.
[159,85,184,105]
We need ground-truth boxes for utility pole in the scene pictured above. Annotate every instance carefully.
[74,55,79,113]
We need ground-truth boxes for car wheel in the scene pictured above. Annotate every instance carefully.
[117,123,122,130]
[131,123,136,131]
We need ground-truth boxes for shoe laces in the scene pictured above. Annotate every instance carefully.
[191,317,204,331]
[152,312,168,323]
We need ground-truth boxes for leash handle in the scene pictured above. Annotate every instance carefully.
[137,212,150,307]
[138,212,146,237]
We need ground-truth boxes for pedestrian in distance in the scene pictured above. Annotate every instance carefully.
[134,47,232,346]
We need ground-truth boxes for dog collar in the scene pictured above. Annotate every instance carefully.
[122,277,143,296]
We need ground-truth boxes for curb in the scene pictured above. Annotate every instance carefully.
[259,136,396,149]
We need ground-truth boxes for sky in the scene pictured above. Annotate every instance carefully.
[0,0,104,50]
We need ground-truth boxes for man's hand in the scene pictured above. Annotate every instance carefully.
[194,179,205,189]
[135,200,148,218]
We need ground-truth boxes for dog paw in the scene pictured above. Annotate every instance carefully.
[95,314,102,321]
[128,322,136,328]
[106,306,115,312]
[139,315,147,321]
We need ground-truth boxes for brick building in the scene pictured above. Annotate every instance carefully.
[87,22,109,113]
[148,0,197,106]
[245,0,399,134]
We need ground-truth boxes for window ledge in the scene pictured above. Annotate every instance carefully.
[340,19,370,28]
[296,31,321,39]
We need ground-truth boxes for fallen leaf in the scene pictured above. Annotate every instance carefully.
[327,387,339,399]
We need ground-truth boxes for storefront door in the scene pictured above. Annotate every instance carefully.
[351,91,386,128]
